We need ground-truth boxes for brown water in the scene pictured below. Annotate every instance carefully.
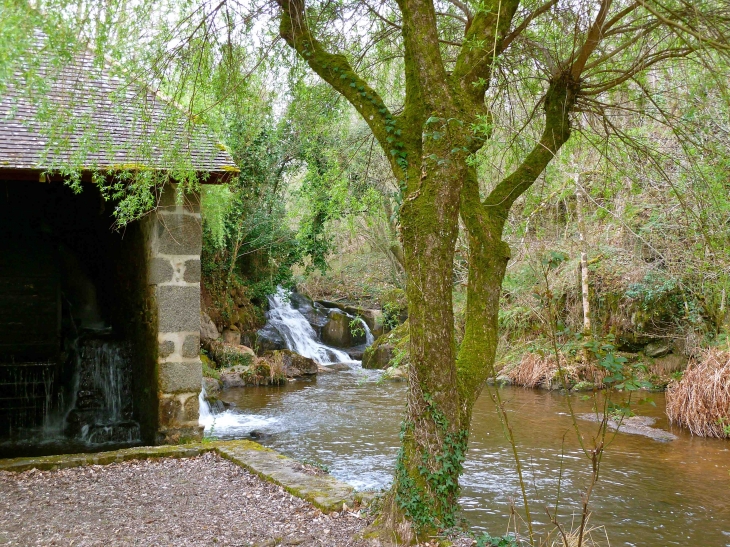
[208,368,730,546]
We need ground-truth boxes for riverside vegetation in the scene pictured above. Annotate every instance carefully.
[3,1,730,545]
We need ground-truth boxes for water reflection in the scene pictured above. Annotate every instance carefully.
[206,369,730,546]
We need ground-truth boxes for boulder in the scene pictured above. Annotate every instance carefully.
[220,360,288,388]
[201,312,220,342]
[316,300,384,338]
[220,370,246,389]
[322,309,365,348]
[290,292,329,331]
[203,376,222,396]
[324,363,352,372]
[382,365,408,381]
[346,347,365,360]
[260,349,318,378]
[644,341,673,358]
[344,306,383,336]
[204,340,255,368]
[362,342,394,370]
[256,323,287,354]
[362,321,408,369]
[222,327,241,345]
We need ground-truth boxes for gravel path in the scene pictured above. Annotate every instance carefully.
[0,452,372,547]
[0,453,477,547]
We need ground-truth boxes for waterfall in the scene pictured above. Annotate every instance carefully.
[64,337,141,445]
[199,383,213,423]
[361,318,375,346]
[266,288,354,365]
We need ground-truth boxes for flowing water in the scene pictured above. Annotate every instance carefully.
[201,294,730,546]
[265,289,356,364]
[0,335,140,456]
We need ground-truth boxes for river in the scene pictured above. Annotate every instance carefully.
[204,367,730,546]
[201,291,730,546]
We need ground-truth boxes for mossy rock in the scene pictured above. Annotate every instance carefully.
[204,340,255,369]
[363,321,408,370]
[259,349,318,378]
[322,309,365,348]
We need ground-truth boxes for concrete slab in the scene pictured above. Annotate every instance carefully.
[215,440,358,512]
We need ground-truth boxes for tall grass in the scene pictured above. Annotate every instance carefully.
[666,348,730,438]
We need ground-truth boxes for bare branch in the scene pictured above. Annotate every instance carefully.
[569,0,613,79]
[501,0,560,52]
[638,0,730,51]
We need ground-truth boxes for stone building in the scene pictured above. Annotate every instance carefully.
[0,49,238,456]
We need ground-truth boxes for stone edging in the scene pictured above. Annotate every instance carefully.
[0,440,364,513]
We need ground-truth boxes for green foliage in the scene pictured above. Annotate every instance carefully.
[382,302,402,331]
[201,356,220,380]
[475,532,518,547]
[207,342,253,369]
[349,315,366,339]
[381,288,407,331]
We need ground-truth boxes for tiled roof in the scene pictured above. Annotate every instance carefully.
[0,47,239,180]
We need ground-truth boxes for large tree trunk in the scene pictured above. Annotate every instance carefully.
[376,144,470,542]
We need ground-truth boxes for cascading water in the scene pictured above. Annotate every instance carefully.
[64,337,141,445]
[265,289,354,365]
[0,334,141,456]
[199,287,376,436]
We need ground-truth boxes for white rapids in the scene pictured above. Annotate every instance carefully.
[199,287,371,436]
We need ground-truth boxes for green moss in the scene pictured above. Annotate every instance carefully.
[201,355,220,379]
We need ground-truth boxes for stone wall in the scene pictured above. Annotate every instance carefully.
[145,183,203,444]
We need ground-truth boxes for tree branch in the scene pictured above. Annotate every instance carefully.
[276,0,399,168]
[638,0,730,51]
[569,0,613,79]
[483,73,579,218]
[501,0,560,52]
[452,0,520,105]
[445,0,472,24]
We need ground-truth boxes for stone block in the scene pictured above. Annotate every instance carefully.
[149,258,174,284]
[157,183,178,208]
[157,425,203,445]
[182,334,200,358]
[183,259,201,283]
[182,393,200,421]
[158,340,175,359]
[158,360,202,393]
[158,395,182,428]
[222,328,241,345]
[155,214,202,255]
[157,285,200,332]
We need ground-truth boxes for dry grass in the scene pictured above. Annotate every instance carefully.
[506,352,606,389]
[507,353,561,388]
[546,524,610,547]
[666,348,730,438]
